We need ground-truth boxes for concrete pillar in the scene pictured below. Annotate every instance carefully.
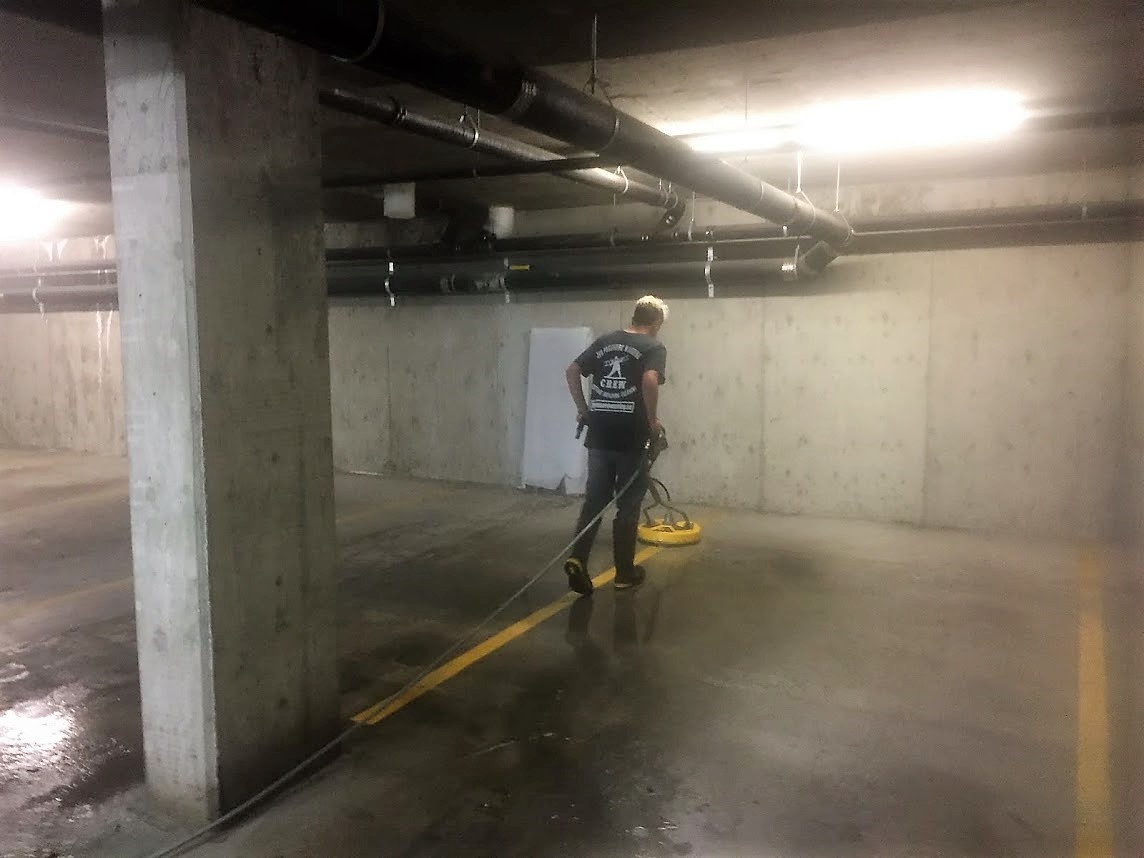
[1130,243,1144,547]
[102,0,338,820]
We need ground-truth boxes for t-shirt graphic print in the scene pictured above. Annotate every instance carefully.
[575,330,667,452]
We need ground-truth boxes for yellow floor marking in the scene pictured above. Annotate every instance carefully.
[1,505,396,622]
[0,484,127,523]
[335,507,396,530]
[354,545,664,725]
[0,576,131,624]
[1075,543,1115,858]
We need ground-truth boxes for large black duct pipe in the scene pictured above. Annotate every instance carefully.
[345,106,1144,184]
[321,88,684,225]
[7,84,683,223]
[190,0,853,249]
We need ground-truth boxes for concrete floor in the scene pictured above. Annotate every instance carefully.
[1,448,1140,857]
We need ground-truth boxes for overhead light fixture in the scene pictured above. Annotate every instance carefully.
[797,89,1027,155]
[674,88,1028,156]
[688,127,787,154]
[0,184,73,243]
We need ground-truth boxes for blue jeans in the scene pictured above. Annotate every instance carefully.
[570,448,649,580]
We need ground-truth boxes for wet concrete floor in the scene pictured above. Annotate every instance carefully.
[1,448,1140,856]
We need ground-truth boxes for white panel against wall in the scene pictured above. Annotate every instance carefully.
[520,327,592,492]
[328,304,390,473]
[762,255,932,522]
[925,244,1130,538]
[329,297,628,487]
[496,297,628,486]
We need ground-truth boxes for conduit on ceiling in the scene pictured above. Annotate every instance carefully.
[190,0,853,258]
[3,201,1140,312]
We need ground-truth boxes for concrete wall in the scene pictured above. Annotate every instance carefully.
[0,311,126,455]
[325,242,1137,540]
[1,243,1138,540]
[1128,243,1144,545]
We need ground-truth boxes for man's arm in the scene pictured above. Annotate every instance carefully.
[567,362,589,422]
[642,369,662,435]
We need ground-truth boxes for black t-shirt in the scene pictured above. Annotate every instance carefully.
[575,330,667,452]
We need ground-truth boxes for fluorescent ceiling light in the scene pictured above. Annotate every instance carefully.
[689,127,787,154]
[676,89,1028,155]
[0,184,73,243]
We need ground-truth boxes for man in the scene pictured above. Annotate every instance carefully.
[563,295,669,595]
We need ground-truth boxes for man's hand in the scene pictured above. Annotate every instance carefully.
[566,361,590,423]
[649,418,664,437]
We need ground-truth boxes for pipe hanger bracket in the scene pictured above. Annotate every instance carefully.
[704,245,715,298]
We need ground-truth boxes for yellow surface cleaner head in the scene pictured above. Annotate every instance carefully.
[637,517,703,547]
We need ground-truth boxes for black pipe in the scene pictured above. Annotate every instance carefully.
[325,257,796,294]
[0,262,119,312]
[504,258,789,291]
[11,80,683,221]
[320,88,683,224]
[15,209,1137,311]
[795,241,840,277]
[326,155,626,186]
[4,204,1141,312]
[430,199,1144,255]
[0,283,119,312]
[317,212,1143,289]
[191,0,852,248]
[0,112,110,143]
[0,263,118,278]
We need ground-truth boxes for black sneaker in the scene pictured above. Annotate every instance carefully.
[614,564,647,591]
[564,557,594,596]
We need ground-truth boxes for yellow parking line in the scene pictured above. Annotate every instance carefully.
[0,576,131,624]
[0,484,127,523]
[1075,543,1115,858]
[1,505,393,622]
[335,507,392,530]
[353,546,663,725]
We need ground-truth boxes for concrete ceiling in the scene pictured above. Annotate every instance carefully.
[0,0,1140,236]
[1,0,1026,64]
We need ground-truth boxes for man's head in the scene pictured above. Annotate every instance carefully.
[631,295,669,337]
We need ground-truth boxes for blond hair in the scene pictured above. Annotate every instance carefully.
[633,295,669,325]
